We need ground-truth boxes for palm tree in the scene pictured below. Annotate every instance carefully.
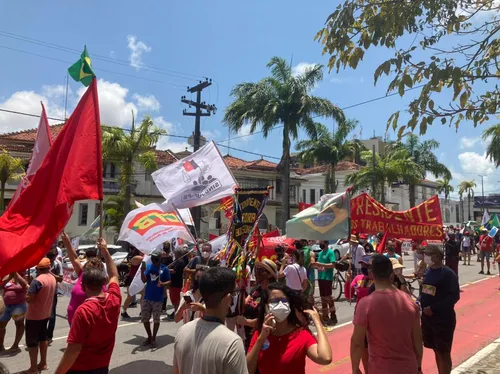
[402,134,451,208]
[0,150,25,212]
[459,180,477,220]
[296,119,358,193]
[224,56,344,231]
[458,188,465,223]
[348,138,367,165]
[102,115,166,222]
[483,125,500,166]
[345,145,424,205]
[436,177,454,202]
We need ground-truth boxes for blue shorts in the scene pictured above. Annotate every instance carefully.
[0,303,27,322]
[462,246,471,253]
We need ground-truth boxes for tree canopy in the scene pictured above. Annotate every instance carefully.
[316,0,500,136]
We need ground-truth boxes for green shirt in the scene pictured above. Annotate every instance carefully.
[317,249,336,281]
[303,246,315,281]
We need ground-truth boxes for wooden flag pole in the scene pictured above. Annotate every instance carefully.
[99,200,104,238]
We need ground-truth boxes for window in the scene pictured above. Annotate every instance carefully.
[95,203,101,219]
[102,163,107,178]
[310,189,316,204]
[289,185,296,200]
[79,203,88,226]
[110,163,116,178]
[275,209,282,228]
[237,178,270,189]
[302,189,306,203]
[276,179,282,194]
[320,189,324,198]
[145,172,152,182]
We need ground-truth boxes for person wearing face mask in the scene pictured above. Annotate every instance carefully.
[279,250,308,292]
[140,248,171,348]
[175,268,205,324]
[173,267,249,374]
[359,234,374,254]
[341,235,366,276]
[237,259,278,351]
[247,283,332,374]
[311,240,338,325]
[389,258,411,296]
[383,240,403,265]
[421,245,460,374]
[184,243,219,278]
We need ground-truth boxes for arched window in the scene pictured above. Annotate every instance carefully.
[258,213,268,231]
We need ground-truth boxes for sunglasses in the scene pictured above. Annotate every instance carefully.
[269,297,288,305]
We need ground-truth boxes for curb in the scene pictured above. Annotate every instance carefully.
[451,338,500,373]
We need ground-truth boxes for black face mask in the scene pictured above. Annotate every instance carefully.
[319,244,326,250]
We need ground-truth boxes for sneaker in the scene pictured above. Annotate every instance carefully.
[479,270,485,274]
[487,271,492,275]
[121,311,131,319]
[167,312,175,320]
[330,314,338,325]
[129,302,137,308]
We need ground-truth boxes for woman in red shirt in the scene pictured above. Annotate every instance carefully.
[247,283,332,374]
[0,272,28,352]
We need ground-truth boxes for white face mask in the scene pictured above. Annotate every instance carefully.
[424,255,434,266]
[268,301,291,323]
[202,251,210,259]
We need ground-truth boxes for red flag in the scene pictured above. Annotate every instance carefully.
[298,202,313,212]
[8,103,53,207]
[0,78,102,277]
[377,231,389,254]
[209,233,218,241]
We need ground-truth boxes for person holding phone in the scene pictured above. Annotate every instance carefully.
[174,268,206,324]
[247,283,332,374]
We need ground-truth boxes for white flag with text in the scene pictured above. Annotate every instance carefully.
[152,141,237,209]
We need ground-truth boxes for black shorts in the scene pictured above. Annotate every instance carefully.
[318,279,333,297]
[25,318,49,348]
[421,314,456,353]
[67,368,109,374]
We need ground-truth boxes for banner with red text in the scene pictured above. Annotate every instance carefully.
[350,193,444,240]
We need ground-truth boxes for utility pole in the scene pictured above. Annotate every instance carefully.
[479,175,485,214]
[181,79,217,236]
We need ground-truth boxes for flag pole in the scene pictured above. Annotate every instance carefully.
[99,200,103,238]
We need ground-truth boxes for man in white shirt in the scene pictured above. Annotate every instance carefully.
[174,267,248,374]
[342,234,366,276]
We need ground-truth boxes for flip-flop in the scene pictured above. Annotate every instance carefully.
[38,364,49,371]
[142,338,151,346]
[150,341,157,349]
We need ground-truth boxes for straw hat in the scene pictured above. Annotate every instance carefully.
[389,258,404,270]
[349,234,359,243]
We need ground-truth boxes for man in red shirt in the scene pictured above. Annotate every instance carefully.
[55,238,121,374]
[478,229,493,275]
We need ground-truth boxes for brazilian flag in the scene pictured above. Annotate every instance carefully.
[68,46,95,87]
[486,214,500,230]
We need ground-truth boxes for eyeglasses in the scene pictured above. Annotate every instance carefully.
[268,297,288,305]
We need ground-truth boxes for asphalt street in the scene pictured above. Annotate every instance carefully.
[0,253,496,373]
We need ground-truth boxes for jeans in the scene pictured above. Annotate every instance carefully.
[47,293,57,340]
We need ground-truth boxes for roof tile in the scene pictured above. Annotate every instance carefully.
[0,124,64,142]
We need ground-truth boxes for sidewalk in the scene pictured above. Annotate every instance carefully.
[452,339,500,374]
[306,276,500,374]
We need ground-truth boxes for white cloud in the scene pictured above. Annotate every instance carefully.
[133,94,160,112]
[458,151,496,175]
[238,123,252,137]
[153,116,191,153]
[42,85,68,99]
[127,35,151,70]
[109,50,116,59]
[201,129,221,140]
[330,77,343,84]
[292,62,317,77]
[459,136,481,149]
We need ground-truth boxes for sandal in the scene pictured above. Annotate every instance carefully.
[142,338,151,346]
[150,341,157,349]
[38,363,49,371]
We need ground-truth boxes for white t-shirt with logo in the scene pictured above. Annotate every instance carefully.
[347,245,367,269]
[283,263,307,291]
[462,236,471,248]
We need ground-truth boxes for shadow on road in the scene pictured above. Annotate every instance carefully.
[109,360,173,373]
[123,334,175,354]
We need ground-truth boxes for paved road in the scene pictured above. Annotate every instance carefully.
[1,253,495,373]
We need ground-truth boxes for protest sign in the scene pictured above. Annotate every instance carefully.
[350,193,444,240]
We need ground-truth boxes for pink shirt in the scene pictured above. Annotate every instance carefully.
[350,275,372,302]
[67,274,86,326]
[353,288,419,374]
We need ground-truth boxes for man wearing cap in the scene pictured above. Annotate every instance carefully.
[421,245,460,374]
[359,234,374,254]
[342,234,366,276]
[141,248,171,348]
[24,257,56,374]
[478,228,493,275]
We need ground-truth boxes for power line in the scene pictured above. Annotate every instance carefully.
[0,30,205,82]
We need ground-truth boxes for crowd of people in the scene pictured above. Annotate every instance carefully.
[0,225,498,373]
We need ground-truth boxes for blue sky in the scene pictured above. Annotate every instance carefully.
[0,0,498,198]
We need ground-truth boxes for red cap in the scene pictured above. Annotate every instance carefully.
[359,233,367,239]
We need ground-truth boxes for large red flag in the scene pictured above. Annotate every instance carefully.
[8,103,53,208]
[0,78,102,277]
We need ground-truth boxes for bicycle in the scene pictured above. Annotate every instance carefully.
[332,261,350,301]
[404,276,421,301]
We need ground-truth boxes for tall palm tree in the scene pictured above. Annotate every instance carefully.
[459,180,477,220]
[296,118,358,193]
[436,177,454,202]
[458,188,465,223]
[345,145,424,205]
[402,134,451,208]
[348,138,367,165]
[102,115,166,221]
[483,125,500,166]
[0,150,25,212]
[224,56,344,231]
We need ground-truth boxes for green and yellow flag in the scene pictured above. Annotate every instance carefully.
[68,46,95,87]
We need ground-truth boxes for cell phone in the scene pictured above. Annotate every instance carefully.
[183,293,194,303]
[141,261,146,268]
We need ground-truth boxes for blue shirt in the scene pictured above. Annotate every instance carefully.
[144,263,170,302]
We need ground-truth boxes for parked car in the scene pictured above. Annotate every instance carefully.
[311,239,349,260]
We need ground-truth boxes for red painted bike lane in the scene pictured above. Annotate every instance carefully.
[307,277,500,374]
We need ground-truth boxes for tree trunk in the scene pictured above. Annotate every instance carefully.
[409,183,416,208]
[280,130,291,234]
[331,164,337,193]
[324,166,331,194]
[122,160,133,221]
[468,192,472,220]
[0,180,5,212]
[380,181,386,205]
